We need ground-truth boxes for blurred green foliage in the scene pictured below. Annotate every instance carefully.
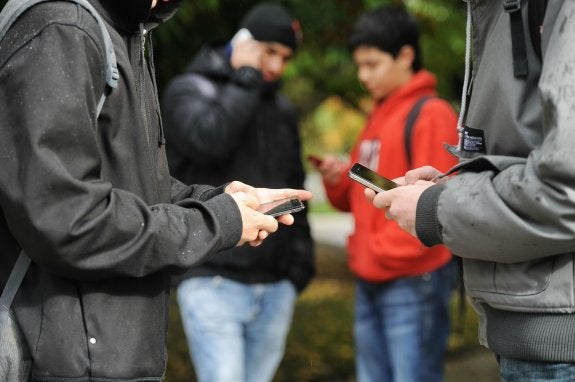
[0,0,467,157]
[151,0,466,157]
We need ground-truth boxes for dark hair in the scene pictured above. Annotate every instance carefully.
[348,5,422,72]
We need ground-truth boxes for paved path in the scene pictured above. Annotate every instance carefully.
[308,212,354,249]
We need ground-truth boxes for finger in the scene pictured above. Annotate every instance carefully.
[392,176,406,186]
[405,166,441,184]
[276,213,295,226]
[372,190,392,209]
[385,207,392,220]
[258,230,269,241]
[364,188,377,202]
[275,189,313,202]
[257,188,312,203]
[242,193,261,209]
[248,239,263,247]
[259,214,279,234]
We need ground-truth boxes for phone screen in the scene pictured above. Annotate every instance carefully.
[348,163,397,193]
[257,198,305,217]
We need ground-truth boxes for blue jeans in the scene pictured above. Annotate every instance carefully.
[176,276,296,382]
[354,261,456,382]
[498,356,575,382]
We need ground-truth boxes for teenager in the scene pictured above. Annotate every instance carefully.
[315,6,458,382]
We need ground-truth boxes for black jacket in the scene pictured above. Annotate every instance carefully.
[0,1,243,380]
[162,46,315,292]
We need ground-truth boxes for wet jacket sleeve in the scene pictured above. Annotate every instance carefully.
[0,11,241,281]
[417,3,575,263]
[162,65,265,164]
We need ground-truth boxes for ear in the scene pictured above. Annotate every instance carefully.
[397,45,415,71]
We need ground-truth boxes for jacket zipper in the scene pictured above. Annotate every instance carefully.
[137,24,161,202]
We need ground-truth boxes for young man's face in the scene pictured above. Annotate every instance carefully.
[259,42,293,82]
[353,46,409,102]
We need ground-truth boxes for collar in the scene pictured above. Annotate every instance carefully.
[89,0,181,33]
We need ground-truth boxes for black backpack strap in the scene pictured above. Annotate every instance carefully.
[504,0,529,78]
[404,96,432,168]
[527,0,548,60]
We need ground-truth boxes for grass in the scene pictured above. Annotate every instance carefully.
[165,242,482,382]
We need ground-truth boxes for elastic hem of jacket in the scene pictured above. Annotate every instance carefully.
[415,184,445,247]
[483,304,575,362]
[231,66,265,89]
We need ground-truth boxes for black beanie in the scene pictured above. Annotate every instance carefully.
[240,3,302,51]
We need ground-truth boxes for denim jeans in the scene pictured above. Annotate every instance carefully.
[176,276,296,382]
[498,356,575,382]
[354,261,456,382]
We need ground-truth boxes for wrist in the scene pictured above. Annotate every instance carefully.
[415,184,445,247]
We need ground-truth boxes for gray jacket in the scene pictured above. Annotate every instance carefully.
[417,0,575,361]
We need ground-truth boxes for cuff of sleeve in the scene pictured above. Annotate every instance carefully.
[415,184,445,247]
[232,66,265,88]
[203,193,242,250]
[197,183,227,201]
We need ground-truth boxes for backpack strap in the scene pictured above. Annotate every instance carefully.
[504,0,549,77]
[404,96,432,168]
[504,0,529,78]
[0,0,119,93]
[0,0,116,308]
[0,252,31,309]
[527,0,548,60]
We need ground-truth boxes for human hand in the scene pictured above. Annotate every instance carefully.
[404,165,447,185]
[317,154,348,186]
[364,180,434,237]
[230,38,263,70]
[225,182,313,245]
[254,187,313,225]
[229,191,278,247]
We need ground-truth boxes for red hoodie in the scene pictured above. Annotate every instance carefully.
[324,70,458,282]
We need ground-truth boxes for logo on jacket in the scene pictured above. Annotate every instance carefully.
[461,126,486,154]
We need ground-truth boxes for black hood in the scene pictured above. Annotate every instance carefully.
[185,45,233,80]
[90,0,181,33]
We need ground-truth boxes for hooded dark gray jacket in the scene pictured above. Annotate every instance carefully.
[0,0,242,380]
[162,45,314,292]
[416,0,575,362]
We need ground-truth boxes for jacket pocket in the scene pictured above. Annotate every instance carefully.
[463,254,575,313]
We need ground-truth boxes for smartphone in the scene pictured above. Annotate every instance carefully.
[231,28,253,48]
[307,154,324,167]
[257,197,305,217]
[348,163,397,193]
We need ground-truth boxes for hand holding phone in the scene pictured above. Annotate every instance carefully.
[230,28,262,70]
[257,197,305,217]
[348,163,397,193]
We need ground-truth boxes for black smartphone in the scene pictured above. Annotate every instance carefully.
[348,163,397,193]
[257,197,305,217]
